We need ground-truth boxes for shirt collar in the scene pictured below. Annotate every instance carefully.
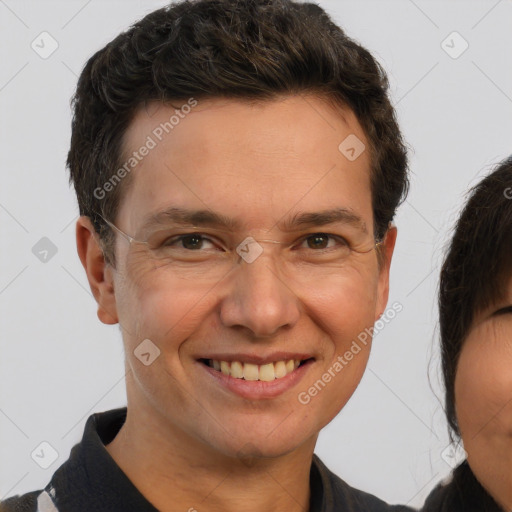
[48,407,159,511]
[47,407,336,512]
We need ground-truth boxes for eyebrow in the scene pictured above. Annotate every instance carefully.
[280,208,368,233]
[140,207,368,234]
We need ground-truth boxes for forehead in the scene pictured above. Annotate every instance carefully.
[117,95,373,232]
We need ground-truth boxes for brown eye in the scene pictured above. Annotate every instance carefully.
[180,235,205,250]
[162,234,217,251]
[301,233,348,250]
[307,234,330,249]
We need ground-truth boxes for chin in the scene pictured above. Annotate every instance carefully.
[204,424,314,462]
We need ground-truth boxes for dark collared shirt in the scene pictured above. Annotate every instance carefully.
[1,407,413,512]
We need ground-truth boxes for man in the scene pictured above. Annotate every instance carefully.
[1,0,410,510]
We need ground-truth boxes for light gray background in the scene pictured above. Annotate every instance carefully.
[1,0,511,508]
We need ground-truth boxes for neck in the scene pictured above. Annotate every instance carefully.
[104,403,317,512]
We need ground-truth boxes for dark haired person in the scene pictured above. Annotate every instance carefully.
[422,157,512,511]
[1,1,411,511]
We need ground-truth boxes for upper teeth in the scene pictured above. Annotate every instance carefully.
[209,359,301,381]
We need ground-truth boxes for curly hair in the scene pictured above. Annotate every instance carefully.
[67,0,408,266]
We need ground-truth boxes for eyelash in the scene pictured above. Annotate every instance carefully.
[165,232,349,251]
[493,305,512,316]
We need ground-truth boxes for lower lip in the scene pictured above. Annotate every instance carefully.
[197,360,314,400]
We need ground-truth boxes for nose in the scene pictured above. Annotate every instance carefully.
[219,252,301,338]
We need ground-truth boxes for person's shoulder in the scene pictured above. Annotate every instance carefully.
[0,490,41,512]
[421,461,502,512]
[337,479,415,512]
[312,455,415,512]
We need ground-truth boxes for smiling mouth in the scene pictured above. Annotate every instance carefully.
[199,358,314,381]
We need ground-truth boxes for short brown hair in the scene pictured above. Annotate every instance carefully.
[67,0,408,266]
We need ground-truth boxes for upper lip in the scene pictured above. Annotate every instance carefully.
[197,352,315,365]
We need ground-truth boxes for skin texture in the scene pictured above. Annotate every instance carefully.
[76,95,397,512]
[455,289,512,511]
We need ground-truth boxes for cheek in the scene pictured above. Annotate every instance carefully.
[115,263,219,350]
[302,263,379,332]
[296,267,377,405]
[455,335,512,441]
[454,326,512,511]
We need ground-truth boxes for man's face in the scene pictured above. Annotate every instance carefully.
[98,95,394,460]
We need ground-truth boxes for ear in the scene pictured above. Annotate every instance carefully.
[76,216,119,325]
[375,225,397,321]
